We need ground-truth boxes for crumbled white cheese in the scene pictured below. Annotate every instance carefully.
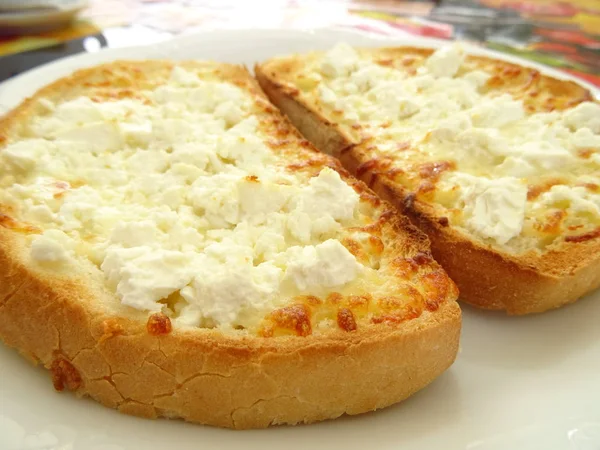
[170,66,201,86]
[181,245,282,326]
[320,42,360,78]
[368,82,420,120]
[284,239,362,291]
[425,45,464,78]
[538,185,600,216]
[55,122,124,153]
[455,128,507,161]
[429,114,472,143]
[571,128,600,149]
[512,141,575,171]
[1,139,52,173]
[318,85,337,105]
[470,94,524,128]
[350,64,395,92]
[120,121,153,146]
[190,172,242,228]
[30,230,74,263]
[295,167,358,222]
[101,246,198,311]
[563,102,600,133]
[238,177,290,222]
[494,156,537,178]
[462,70,491,88]
[448,173,528,244]
[109,221,162,248]
[3,66,367,328]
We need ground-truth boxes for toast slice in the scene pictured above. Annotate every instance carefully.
[0,60,460,429]
[256,43,600,315]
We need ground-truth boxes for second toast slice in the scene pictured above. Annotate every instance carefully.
[256,43,600,314]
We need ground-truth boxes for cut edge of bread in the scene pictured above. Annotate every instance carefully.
[255,55,600,315]
[0,60,461,429]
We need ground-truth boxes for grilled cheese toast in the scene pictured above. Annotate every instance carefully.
[0,60,460,428]
[257,43,600,314]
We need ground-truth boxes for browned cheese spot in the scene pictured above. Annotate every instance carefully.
[348,294,371,310]
[377,58,394,67]
[265,304,312,337]
[417,180,435,198]
[390,257,419,279]
[418,161,456,182]
[502,66,522,77]
[337,308,357,332]
[580,183,599,193]
[396,141,411,151]
[301,295,322,307]
[401,57,416,67]
[411,251,434,266]
[372,289,423,324]
[356,159,381,177]
[341,237,365,262]
[535,210,566,234]
[565,227,600,243]
[327,292,344,305]
[367,235,384,255]
[51,358,82,392]
[287,158,325,171]
[527,179,565,201]
[418,270,452,312]
[0,213,40,234]
[577,148,595,159]
[0,213,18,229]
[266,139,292,149]
[100,318,125,343]
[147,313,173,336]
[371,305,421,324]
[403,193,416,210]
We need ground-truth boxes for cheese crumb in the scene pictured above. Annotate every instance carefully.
[448,173,528,244]
[284,239,362,291]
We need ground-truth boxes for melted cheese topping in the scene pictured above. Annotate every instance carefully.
[301,43,600,250]
[0,66,381,331]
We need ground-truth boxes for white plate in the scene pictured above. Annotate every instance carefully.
[1,29,599,450]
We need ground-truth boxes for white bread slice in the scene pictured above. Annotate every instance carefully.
[0,60,460,429]
[256,44,600,315]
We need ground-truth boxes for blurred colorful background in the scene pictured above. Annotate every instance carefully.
[0,0,598,85]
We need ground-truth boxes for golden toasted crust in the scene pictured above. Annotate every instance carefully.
[256,47,600,315]
[0,60,460,428]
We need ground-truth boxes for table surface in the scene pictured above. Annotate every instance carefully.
[0,0,598,85]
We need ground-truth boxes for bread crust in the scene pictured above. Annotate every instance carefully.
[256,50,600,315]
[0,61,461,428]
